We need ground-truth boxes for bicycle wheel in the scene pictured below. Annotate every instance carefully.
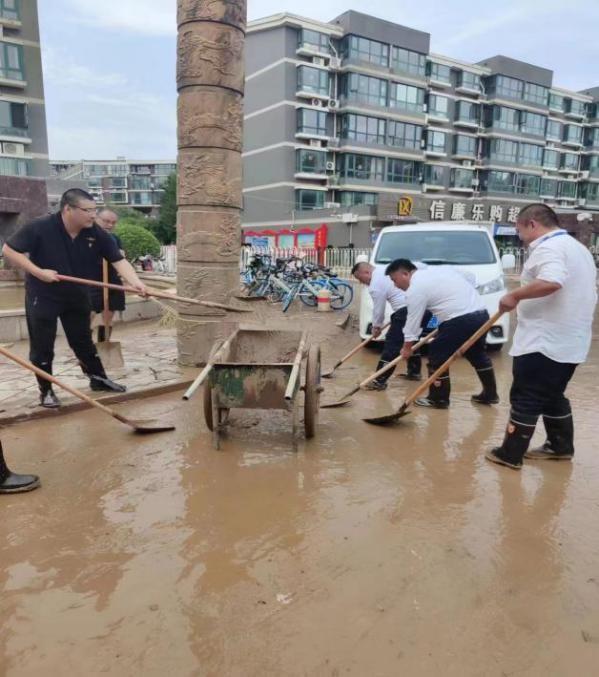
[282,285,298,312]
[299,280,319,307]
[329,281,353,310]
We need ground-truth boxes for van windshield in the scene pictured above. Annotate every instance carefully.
[375,230,497,265]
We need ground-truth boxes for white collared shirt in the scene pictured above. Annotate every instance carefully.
[510,230,597,363]
[403,266,485,341]
[369,265,407,327]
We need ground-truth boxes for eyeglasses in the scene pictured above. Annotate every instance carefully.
[70,205,97,215]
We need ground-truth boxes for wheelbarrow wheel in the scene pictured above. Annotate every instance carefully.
[203,340,225,432]
[304,344,321,439]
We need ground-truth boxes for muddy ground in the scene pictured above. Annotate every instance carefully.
[2,300,599,676]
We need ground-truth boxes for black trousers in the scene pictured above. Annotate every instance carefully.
[510,353,577,421]
[376,307,426,383]
[26,297,106,393]
[428,310,492,372]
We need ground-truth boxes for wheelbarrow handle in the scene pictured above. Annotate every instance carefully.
[285,331,309,401]
[182,329,240,400]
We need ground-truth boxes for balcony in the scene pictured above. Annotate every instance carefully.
[0,126,31,142]
[454,118,479,130]
[562,138,583,149]
[296,42,331,59]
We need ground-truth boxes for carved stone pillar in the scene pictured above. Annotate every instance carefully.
[176,0,246,365]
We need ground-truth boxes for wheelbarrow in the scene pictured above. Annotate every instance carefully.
[183,328,321,450]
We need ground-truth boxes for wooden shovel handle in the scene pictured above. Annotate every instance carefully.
[335,321,391,367]
[404,310,503,408]
[102,259,111,329]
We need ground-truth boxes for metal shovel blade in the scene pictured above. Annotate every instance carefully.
[320,398,352,409]
[321,369,336,379]
[363,406,411,426]
[129,419,176,434]
[95,340,124,370]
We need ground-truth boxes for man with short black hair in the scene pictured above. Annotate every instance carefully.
[388,258,498,409]
[2,189,148,408]
[486,203,597,470]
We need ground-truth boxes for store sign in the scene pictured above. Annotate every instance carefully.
[429,200,521,223]
[397,196,413,216]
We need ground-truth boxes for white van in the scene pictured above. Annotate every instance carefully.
[359,222,511,349]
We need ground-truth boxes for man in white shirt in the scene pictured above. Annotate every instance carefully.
[352,262,424,390]
[388,259,498,409]
[486,203,597,470]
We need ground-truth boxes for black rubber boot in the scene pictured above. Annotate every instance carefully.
[406,354,422,379]
[90,375,127,393]
[471,367,499,405]
[97,325,106,343]
[485,413,537,470]
[525,414,574,460]
[415,367,450,409]
[0,442,40,494]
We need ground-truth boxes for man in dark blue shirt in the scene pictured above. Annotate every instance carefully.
[2,189,147,408]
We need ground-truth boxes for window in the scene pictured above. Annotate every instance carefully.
[0,100,27,136]
[0,0,19,21]
[515,174,540,195]
[110,177,127,188]
[153,164,176,176]
[296,189,325,210]
[130,192,153,205]
[0,41,24,81]
[586,128,599,148]
[428,94,449,118]
[389,82,424,113]
[455,100,479,125]
[129,176,151,189]
[387,120,422,149]
[587,155,599,175]
[542,149,559,169]
[386,158,421,184]
[426,130,446,154]
[581,182,599,203]
[339,153,384,181]
[339,191,378,207]
[564,124,583,144]
[450,168,474,188]
[520,111,546,135]
[523,82,548,106]
[343,35,389,67]
[297,66,329,96]
[490,106,519,131]
[486,170,514,193]
[108,192,127,204]
[340,114,386,145]
[566,99,585,117]
[297,108,327,136]
[424,164,445,185]
[343,73,388,107]
[540,178,557,197]
[546,119,562,141]
[427,62,451,84]
[518,143,543,167]
[560,153,578,171]
[299,29,330,54]
[391,47,426,77]
[557,181,577,198]
[453,134,476,157]
[491,75,523,100]
[588,103,599,120]
[296,149,326,174]
[548,93,564,111]
[0,156,29,176]
[489,138,518,164]
[457,71,481,91]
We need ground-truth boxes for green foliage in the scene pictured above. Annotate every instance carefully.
[114,222,161,261]
[156,173,177,244]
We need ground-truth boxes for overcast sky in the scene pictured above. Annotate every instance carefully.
[39,0,599,160]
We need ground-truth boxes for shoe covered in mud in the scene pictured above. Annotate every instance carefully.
[0,444,40,494]
[40,389,60,408]
[90,375,127,393]
[524,414,574,460]
[471,392,499,405]
[399,372,422,381]
[485,448,522,470]
[414,397,449,409]
[364,380,388,391]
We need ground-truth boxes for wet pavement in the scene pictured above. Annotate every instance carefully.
[2,308,599,675]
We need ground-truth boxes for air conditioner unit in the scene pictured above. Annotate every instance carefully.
[578,198,587,206]
[462,160,473,167]
[329,57,341,69]
[471,178,480,187]
[328,99,339,109]
[309,139,323,148]
[328,138,340,148]
[2,142,25,156]
[580,170,590,179]
[324,201,341,209]
[313,57,326,66]
[311,98,323,107]
[326,161,335,171]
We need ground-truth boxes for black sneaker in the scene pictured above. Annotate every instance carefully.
[90,375,127,393]
[414,397,449,409]
[364,381,388,391]
[524,444,573,461]
[471,393,499,405]
[40,389,60,408]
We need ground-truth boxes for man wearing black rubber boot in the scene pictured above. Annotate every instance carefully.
[486,204,597,470]
[388,259,499,409]
[2,189,148,408]
[0,440,39,494]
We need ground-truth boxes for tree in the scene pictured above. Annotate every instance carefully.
[154,173,177,244]
[115,222,161,261]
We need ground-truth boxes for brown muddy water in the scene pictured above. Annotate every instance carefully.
[1,324,599,675]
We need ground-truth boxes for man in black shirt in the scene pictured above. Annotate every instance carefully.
[2,189,148,408]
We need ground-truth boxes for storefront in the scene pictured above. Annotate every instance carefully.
[244,224,328,249]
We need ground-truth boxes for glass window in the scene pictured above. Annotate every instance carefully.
[129,176,151,189]
[152,164,176,176]
[588,103,599,120]
[587,155,599,175]
[548,93,564,111]
[566,99,585,116]
[523,82,548,106]
[581,182,599,202]
[428,94,449,117]
[108,192,127,203]
[427,62,451,84]
[518,143,543,167]
[557,181,577,198]
[0,0,20,21]
[339,191,378,207]
[540,178,557,196]
[111,177,127,188]
[486,170,514,193]
[489,138,518,164]
[560,153,579,170]
[386,158,421,184]
[297,66,329,96]
[515,174,540,195]
[455,100,479,124]
[426,130,446,154]
[490,106,519,131]
[457,71,481,91]
[424,164,445,185]
[0,100,27,136]
[389,82,425,113]
[296,149,326,174]
[519,111,546,135]
[343,35,389,67]
[453,134,476,156]
[546,119,562,141]
[586,127,599,148]
[391,47,426,77]
[296,108,327,136]
[542,149,559,169]
[339,153,384,181]
[340,114,386,145]
[0,41,24,80]
[492,75,524,100]
[130,192,154,205]
[296,189,325,210]
[299,29,330,53]
[0,156,29,176]
[450,168,474,188]
[343,73,388,107]
[564,124,583,144]
[387,120,422,149]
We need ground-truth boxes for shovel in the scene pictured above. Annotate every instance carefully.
[0,344,175,434]
[95,259,125,370]
[322,321,391,378]
[321,330,438,408]
[363,310,503,425]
